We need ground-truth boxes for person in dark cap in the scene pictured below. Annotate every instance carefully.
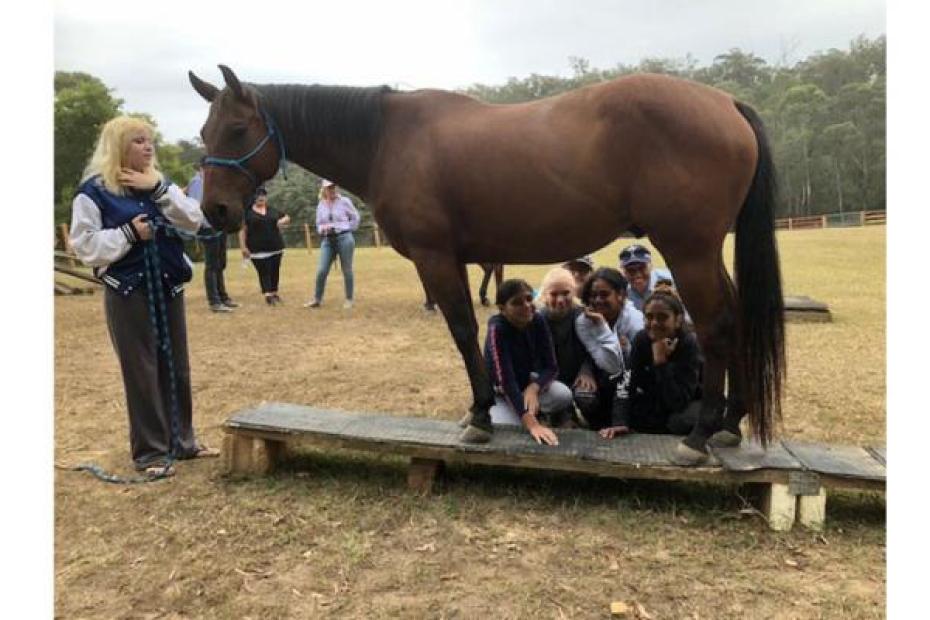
[618,244,674,311]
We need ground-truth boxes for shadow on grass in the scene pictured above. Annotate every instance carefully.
[219,445,886,530]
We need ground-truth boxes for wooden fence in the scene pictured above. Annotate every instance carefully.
[774,210,885,231]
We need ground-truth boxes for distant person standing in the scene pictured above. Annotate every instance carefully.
[187,163,237,313]
[305,179,360,309]
[239,187,290,305]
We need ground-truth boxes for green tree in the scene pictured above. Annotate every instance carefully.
[54,71,123,222]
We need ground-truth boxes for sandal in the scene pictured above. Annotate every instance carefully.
[193,445,221,458]
[144,463,176,477]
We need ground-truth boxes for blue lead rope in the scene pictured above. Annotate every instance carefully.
[59,220,213,484]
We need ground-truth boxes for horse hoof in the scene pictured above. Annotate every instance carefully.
[460,424,492,444]
[671,441,709,466]
[707,429,742,448]
[457,412,473,428]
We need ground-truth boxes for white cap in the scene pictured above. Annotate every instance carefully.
[321,179,335,188]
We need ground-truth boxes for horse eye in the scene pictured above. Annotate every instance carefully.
[229,125,248,137]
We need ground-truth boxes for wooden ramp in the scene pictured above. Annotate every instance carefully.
[223,402,884,532]
[784,295,832,322]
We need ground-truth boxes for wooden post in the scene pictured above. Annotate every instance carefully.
[788,217,793,230]
[303,223,313,256]
[821,215,827,228]
[859,210,866,227]
[761,482,796,531]
[373,225,382,248]
[224,434,255,475]
[797,488,828,531]
[58,224,77,266]
[407,457,444,494]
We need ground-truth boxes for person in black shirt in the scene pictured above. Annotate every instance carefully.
[599,291,702,438]
[238,187,290,305]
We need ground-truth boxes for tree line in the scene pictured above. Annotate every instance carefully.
[54,34,884,224]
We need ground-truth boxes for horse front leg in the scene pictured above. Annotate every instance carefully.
[412,253,495,443]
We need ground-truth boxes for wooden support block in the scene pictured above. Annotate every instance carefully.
[762,482,796,531]
[224,434,256,475]
[407,457,444,494]
[254,438,288,475]
[797,488,828,530]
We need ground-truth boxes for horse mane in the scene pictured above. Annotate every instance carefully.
[250,83,393,176]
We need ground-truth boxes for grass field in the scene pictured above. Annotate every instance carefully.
[54,226,885,618]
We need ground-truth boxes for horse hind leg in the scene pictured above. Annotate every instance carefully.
[709,270,746,447]
[661,254,734,465]
[412,251,495,443]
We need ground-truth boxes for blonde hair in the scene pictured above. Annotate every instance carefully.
[539,267,576,296]
[318,184,337,202]
[81,115,163,195]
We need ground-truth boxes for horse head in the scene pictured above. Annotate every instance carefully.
[188,65,282,232]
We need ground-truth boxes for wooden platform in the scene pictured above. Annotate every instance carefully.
[784,295,832,322]
[223,403,885,531]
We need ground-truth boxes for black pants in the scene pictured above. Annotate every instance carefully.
[202,234,229,305]
[104,287,198,469]
[251,253,282,294]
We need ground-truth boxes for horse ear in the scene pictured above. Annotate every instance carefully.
[218,64,245,100]
[188,71,219,102]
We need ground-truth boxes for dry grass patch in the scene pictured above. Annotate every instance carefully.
[55,226,885,618]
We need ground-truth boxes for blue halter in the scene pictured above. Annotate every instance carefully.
[202,107,288,187]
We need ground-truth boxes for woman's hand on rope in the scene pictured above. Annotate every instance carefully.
[131,214,153,241]
[118,168,161,192]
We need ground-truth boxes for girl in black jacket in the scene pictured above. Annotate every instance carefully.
[599,291,703,437]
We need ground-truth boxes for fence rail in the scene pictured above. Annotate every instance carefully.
[773,210,885,231]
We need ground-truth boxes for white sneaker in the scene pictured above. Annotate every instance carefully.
[343,300,354,309]
[303,299,321,308]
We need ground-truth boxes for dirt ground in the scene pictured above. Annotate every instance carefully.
[54,227,885,618]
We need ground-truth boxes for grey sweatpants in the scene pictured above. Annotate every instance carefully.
[489,379,574,425]
[104,286,198,469]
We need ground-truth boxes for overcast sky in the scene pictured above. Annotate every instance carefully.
[55,0,885,142]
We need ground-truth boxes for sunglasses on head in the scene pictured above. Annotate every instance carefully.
[620,247,650,261]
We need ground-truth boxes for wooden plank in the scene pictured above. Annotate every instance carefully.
[782,440,886,483]
[224,403,787,485]
[711,440,801,472]
[54,264,102,285]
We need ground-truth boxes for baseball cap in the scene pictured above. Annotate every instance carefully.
[321,179,335,188]
[619,244,652,267]
[562,255,594,270]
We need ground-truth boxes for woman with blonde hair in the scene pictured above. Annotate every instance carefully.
[304,179,360,309]
[69,115,218,475]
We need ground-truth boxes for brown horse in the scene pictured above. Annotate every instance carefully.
[423,263,504,310]
[189,65,785,464]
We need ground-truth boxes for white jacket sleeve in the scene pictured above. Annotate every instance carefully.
[575,313,624,376]
[69,193,132,269]
[157,183,204,233]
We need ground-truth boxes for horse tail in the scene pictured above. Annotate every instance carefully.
[733,101,786,446]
